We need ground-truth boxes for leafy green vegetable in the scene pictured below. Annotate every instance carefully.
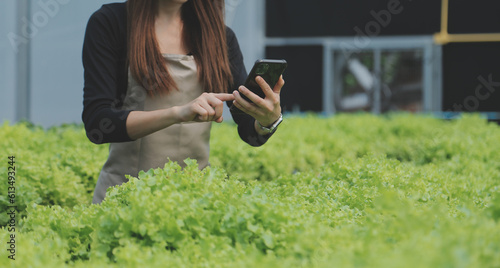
[0,114,499,267]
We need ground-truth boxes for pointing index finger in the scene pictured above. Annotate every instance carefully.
[213,93,235,102]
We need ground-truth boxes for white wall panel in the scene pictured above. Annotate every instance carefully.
[30,0,119,126]
[0,0,18,124]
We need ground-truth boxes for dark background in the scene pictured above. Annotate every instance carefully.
[448,0,500,34]
[442,42,500,112]
[266,0,441,37]
[266,46,324,112]
[265,0,500,113]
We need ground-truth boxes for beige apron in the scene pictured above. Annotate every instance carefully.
[92,54,211,204]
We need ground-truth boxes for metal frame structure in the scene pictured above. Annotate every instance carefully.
[262,0,500,120]
[15,0,31,122]
[266,36,442,115]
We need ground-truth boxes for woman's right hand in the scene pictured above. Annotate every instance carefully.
[176,93,235,123]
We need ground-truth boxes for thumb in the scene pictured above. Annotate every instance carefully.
[273,75,285,94]
[215,116,224,123]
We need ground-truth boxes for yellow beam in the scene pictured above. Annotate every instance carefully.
[434,0,500,44]
[435,33,500,44]
[440,0,449,35]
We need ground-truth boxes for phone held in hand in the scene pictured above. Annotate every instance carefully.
[230,59,287,114]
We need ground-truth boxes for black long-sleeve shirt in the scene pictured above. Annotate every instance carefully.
[82,2,271,146]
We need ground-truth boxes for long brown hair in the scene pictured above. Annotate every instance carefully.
[127,0,232,95]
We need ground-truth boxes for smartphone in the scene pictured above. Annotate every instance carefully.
[230,59,287,114]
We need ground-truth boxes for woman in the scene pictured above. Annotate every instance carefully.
[82,0,285,204]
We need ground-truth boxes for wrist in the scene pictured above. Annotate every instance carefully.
[255,113,283,135]
[169,106,183,124]
[257,112,281,128]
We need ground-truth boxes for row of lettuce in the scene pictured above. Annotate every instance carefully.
[0,114,499,267]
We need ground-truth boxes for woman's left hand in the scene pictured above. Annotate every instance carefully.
[232,75,285,129]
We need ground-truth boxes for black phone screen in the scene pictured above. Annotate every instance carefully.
[231,59,287,114]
